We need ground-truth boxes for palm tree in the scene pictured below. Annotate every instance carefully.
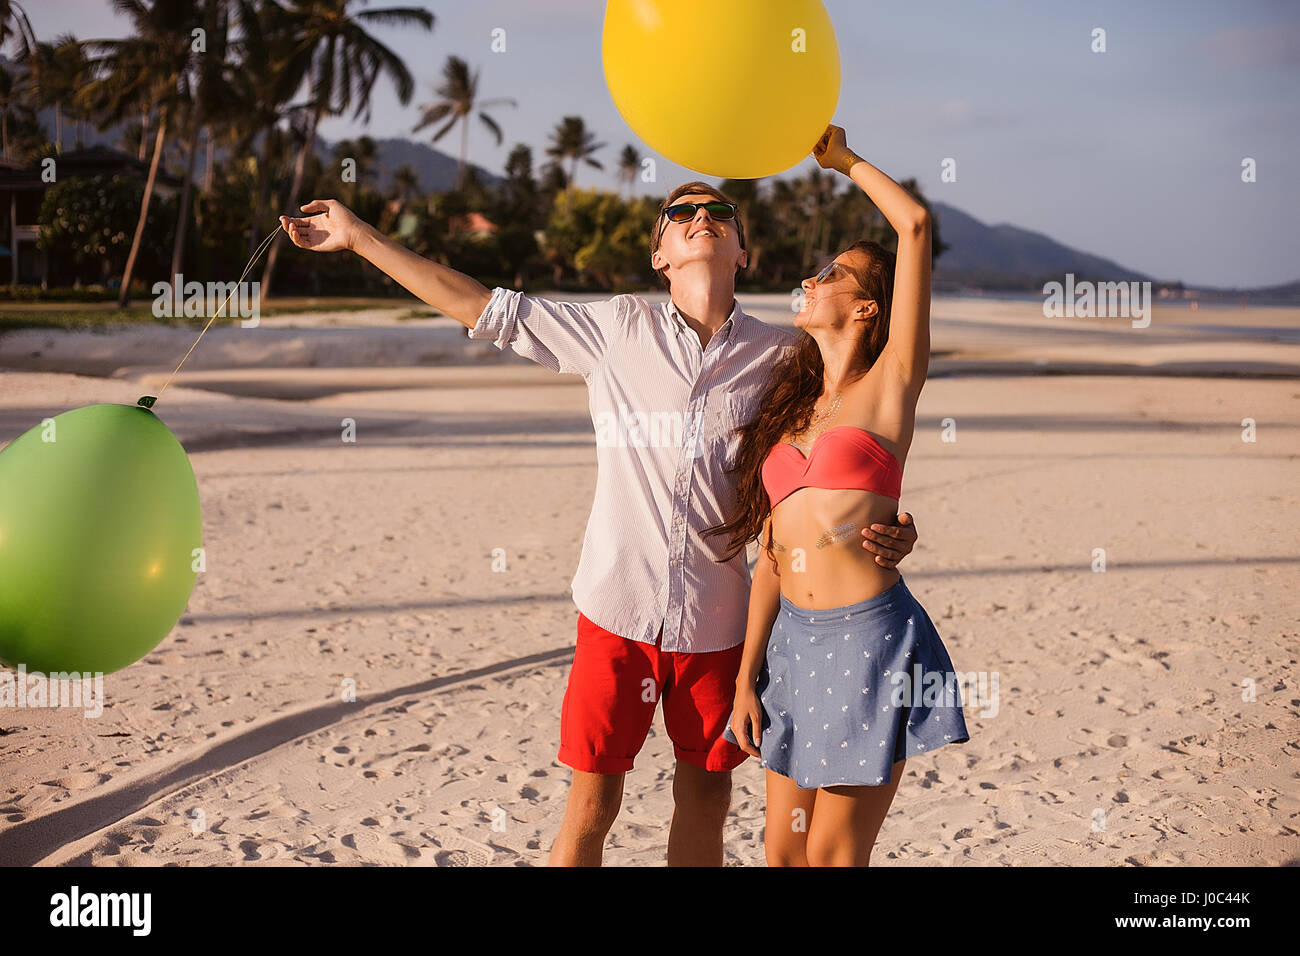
[797,168,838,275]
[169,0,237,287]
[392,163,418,203]
[249,124,295,254]
[538,159,568,198]
[120,107,150,160]
[332,134,377,207]
[719,176,761,275]
[412,55,516,191]
[617,144,642,198]
[0,63,36,160]
[500,143,537,217]
[118,117,148,161]
[259,0,434,299]
[79,0,201,306]
[226,0,300,260]
[545,116,605,196]
[377,162,418,232]
[17,34,90,153]
[0,0,36,60]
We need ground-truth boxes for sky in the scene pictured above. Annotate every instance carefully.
[22,0,1300,288]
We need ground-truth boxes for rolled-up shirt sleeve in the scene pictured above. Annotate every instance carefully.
[467,287,620,379]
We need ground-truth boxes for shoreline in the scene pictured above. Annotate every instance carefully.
[2,295,1297,397]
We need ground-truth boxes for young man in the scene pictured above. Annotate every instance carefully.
[278,179,919,866]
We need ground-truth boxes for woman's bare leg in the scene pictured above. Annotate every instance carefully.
[764,768,819,866]
[805,758,907,866]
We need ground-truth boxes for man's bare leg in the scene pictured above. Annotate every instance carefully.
[548,769,625,866]
[667,760,732,866]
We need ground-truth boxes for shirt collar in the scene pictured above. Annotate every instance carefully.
[665,296,744,342]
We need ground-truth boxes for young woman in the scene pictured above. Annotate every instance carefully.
[704,125,970,867]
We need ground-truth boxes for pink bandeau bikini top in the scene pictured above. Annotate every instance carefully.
[761,426,903,508]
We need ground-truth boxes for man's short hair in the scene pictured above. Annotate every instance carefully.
[649,181,747,289]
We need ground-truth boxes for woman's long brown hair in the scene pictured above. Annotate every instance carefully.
[701,240,897,572]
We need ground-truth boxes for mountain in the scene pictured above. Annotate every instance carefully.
[1186,278,1300,302]
[337,136,503,194]
[928,201,1152,291]
[17,97,499,195]
[926,201,1299,302]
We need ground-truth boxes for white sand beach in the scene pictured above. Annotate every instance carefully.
[0,294,1297,866]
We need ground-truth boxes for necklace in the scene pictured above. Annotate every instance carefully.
[808,392,843,427]
[790,392,843,449]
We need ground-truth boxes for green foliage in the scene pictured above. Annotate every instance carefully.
[0,285,113,301]
[192,161,257,276]
[36,175,177,285]
[544,188,658,290]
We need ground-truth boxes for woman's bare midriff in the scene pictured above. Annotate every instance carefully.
[768,487,901,608]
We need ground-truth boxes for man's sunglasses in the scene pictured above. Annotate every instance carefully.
[662,201,737,224]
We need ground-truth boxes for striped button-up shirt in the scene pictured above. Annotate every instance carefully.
[468,287,797,653]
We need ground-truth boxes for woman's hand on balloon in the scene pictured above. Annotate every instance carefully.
[279,199,361,253]
[813,124,856,174]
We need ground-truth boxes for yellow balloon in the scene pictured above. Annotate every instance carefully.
[602,0,841,179]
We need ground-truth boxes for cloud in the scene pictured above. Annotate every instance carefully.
[934,99,1024,131]
[1201,24,1300,70]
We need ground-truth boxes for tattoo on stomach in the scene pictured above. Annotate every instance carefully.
[815,521,857,550]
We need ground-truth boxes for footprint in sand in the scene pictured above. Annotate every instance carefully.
[340,829,414,864]
[239,839,271,861]
[423,830,494,866]
[44,772,111,791]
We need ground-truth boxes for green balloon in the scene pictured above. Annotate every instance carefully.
[0,403,202,674]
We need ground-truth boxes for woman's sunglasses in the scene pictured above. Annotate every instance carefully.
[813,260,847,284]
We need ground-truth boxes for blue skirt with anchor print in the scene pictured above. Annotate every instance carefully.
[724,575,970,789]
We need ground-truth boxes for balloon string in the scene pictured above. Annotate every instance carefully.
[147,226,282,408]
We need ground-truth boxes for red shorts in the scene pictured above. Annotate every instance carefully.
[558,612,749,774]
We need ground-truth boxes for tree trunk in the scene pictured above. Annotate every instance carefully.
[261,105,320,300]
[118,109,168,308]
[139,105,149,161]
[247,129,277,260]
[458,115,467,190]
[169,107,203,285]
[204,127,214,192]
[802,206,820,276]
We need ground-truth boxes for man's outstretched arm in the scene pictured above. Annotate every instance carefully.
[861,511,918,568]
[281,199,614,379]
[280,199,491,328]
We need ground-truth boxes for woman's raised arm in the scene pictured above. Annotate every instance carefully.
[813,126,932,390]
